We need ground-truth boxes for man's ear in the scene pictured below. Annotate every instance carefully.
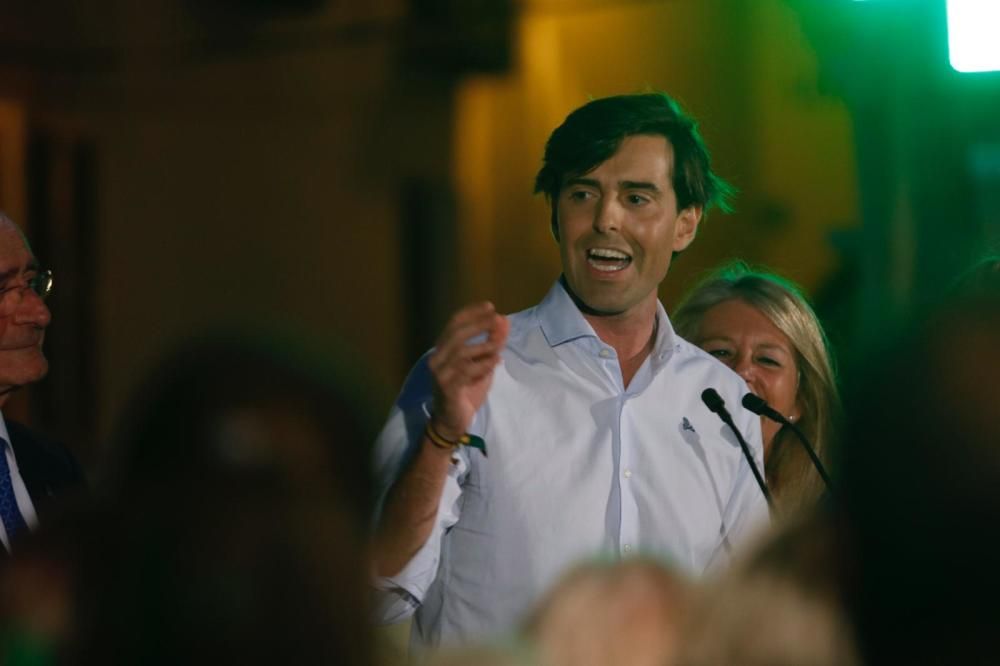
[672,205,703,252]
[550,205,560,242]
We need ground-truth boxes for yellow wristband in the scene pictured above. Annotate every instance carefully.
[425,421,470,450]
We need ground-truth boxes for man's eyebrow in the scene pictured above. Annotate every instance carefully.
[562,178,663,193]
[620,180,661,193]
[563,177,600,189]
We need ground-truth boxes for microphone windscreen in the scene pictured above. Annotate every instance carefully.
[741,393,768,415]
[701,388,725,414]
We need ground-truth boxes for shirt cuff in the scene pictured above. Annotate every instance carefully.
[371,576,422,624]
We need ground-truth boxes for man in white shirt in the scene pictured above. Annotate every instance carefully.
[0,213,83,553]
[372,92,769,646]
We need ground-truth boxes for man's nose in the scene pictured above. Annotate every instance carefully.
[593,198,622,233]
[12,289,51,328]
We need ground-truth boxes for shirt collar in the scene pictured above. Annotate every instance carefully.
[537,278,681,363]
[537,278,599,347]
[650,303,681,366]
[0,411,10,449]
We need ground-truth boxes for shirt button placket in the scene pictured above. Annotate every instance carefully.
[619,396,639,558]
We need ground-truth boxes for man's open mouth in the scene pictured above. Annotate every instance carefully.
[587,248,632,272]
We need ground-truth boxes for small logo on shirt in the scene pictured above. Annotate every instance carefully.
[681,417,696,433]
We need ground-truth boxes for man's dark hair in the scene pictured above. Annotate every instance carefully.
[534,92,734,235]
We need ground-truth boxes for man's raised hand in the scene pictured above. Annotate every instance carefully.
[427,302,510,441]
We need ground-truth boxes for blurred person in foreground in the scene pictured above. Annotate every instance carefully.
[1,335,378,665]
[837,279,1000,664]
[673,261,839,516]
[525,557,691,666]
[0,213,83,555]
[372,92,769,648]
[425,557,690,666]
[675,511,858,666]
[3,478,369,666]
[105,334,374,513]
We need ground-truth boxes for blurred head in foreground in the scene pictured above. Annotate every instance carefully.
[525,558,690,666]
[839,289,1000,665]
[1,333,379,665]
[676,513,858,666]
[107,332,375,519]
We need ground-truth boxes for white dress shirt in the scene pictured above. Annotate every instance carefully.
[372,281,769,646]
[0,411,40,551]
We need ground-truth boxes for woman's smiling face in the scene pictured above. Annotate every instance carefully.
[694,298,800,456]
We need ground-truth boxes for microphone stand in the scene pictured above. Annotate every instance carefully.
[701,388,773,510]
[741,393,834,493]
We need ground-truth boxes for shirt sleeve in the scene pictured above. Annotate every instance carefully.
[369,356,469,624]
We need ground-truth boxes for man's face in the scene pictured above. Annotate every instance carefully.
[0,222,51,401]
[555,134,702,320]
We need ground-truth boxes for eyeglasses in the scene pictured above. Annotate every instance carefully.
[0,269,53,316]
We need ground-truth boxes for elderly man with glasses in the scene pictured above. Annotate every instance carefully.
[0,213,83,554]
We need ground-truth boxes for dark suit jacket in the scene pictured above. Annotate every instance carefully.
[6,419,85,513]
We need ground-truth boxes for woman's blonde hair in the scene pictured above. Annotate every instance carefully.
[673,261,839,515]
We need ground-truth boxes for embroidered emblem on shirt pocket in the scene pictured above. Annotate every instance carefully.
[682,417,696,433]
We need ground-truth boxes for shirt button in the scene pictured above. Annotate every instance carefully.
[623,469,632,478]
[599,349,612,358]
[623,544,632,553]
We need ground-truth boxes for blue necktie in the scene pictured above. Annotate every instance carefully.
[0,438,28,543]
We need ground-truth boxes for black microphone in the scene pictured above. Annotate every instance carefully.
[741,393,834,493]
[701,388,772,509]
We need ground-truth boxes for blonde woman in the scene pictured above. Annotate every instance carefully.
[673,261,839,515]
